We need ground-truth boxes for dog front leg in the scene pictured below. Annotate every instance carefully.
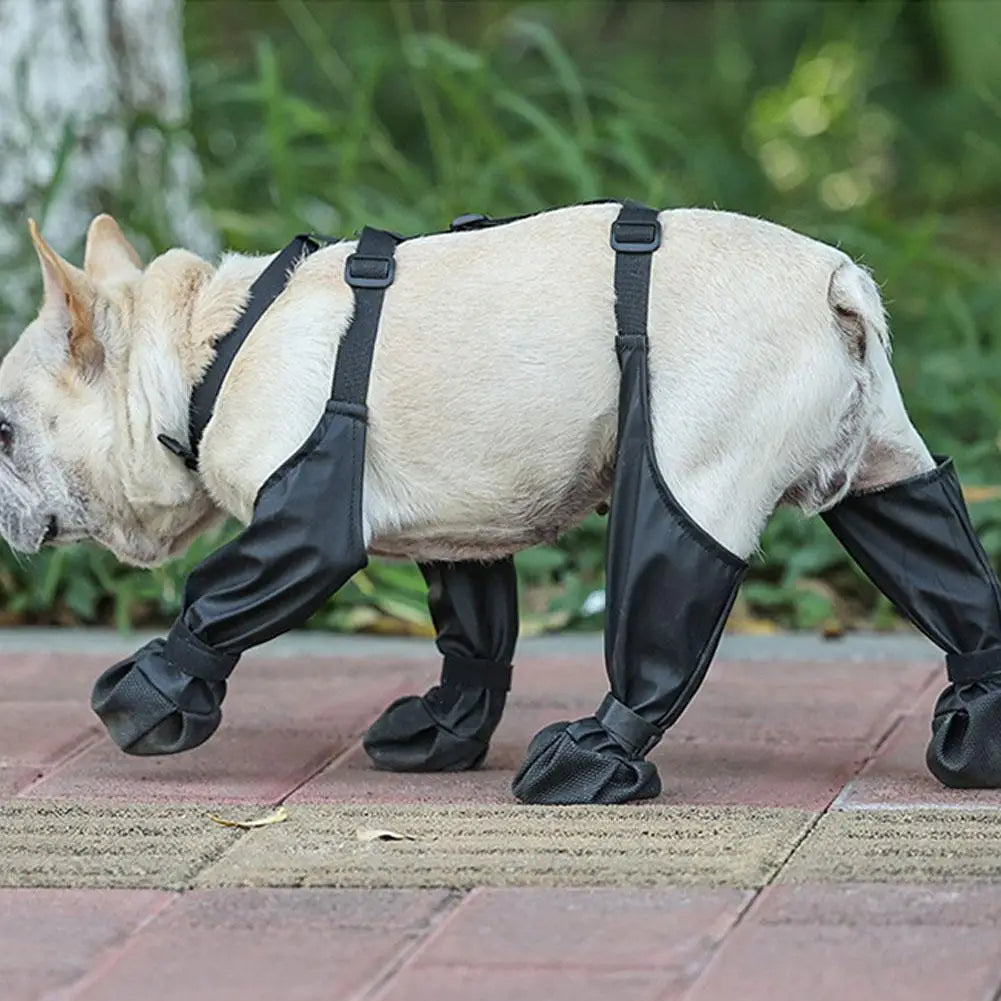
[363,557,518,771]
[91,404,370,756]
[823,455,1001,788]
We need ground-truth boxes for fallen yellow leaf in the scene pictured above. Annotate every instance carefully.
[207,806,289,829]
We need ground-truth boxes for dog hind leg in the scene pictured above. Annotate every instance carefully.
[363,557,518,771]
[511,223,886,805]
[823,349,1001,789]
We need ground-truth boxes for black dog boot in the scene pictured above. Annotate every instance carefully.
[363,557,518,772]
[823,455,1001,788]
[512,201,748,805]
[91,622,233,755]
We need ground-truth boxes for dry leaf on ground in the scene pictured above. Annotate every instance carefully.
[207,806,289,829]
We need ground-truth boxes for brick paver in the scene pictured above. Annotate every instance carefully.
[0,889,170,1001]
[69,889,456,1001]
[0,701,99,768]
[685,884,1001,1001]
[2,639,1000,1001]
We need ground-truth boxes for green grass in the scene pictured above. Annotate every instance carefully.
[2,0,1001,635]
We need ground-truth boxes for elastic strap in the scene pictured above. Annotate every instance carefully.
[333,226,401,405]
[946,647,1001,685]
[165,618,239,682]
[441,655,513,693]
[595,694,662,758]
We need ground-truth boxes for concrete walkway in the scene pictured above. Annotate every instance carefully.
[2,628,1001,1001]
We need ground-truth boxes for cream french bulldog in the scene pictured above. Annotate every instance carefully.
[8,202,1001,805]
[0,205,934,570]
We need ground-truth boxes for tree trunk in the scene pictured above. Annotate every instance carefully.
[0,0,216,344]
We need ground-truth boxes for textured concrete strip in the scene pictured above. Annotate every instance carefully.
[685,884,1001,1001]
[70,889,458,1001]
[0,801,245,890]
[779,809,1001,884]
[195,804,812,890]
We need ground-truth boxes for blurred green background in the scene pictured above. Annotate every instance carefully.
[1,0,1000,636]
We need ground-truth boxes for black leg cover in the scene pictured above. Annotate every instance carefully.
[822,456,1001,788]
[511,330,747,805]
[91,402,369,755]
[363,558,518,772]
[91,625,232,755]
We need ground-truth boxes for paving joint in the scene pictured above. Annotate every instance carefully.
[762,711,906,884]
[354,889,473,1001]
[44,892,180,1001]
[15,730,105,799]
[828,713,906,811]
[278,736,367,805]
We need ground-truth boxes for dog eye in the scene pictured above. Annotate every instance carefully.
[0,420,13,454]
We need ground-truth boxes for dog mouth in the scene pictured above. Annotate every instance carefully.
[41,515,59,545]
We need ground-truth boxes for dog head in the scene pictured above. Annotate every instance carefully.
[0,215,221,567]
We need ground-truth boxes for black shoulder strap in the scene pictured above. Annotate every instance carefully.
[332,226,401,405]
[610,200,662,344]
[159,233,326,470]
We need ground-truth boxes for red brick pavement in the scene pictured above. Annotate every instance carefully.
[3,640,1001,1000]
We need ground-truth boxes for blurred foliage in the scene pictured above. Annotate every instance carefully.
[2,0,1001,635]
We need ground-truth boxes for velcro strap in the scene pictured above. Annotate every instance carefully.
[946,648,1001,685]
[441,655,512,692]
[165,619,238,682]
[595,694,662,757]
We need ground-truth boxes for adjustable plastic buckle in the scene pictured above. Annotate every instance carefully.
[610,218,662,253]
[450,212,490,231]
[344,253,395,289]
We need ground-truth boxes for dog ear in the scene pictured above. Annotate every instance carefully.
[83,214,143,284]
[28,218,103,374]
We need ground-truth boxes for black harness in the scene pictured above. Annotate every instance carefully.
[156,199,661,474]
[153,199,671,662]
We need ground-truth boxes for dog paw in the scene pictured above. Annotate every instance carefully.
[511,717,662,804]
[90,639,225,755]
[927,674,1001,788]
[362,687,501,772]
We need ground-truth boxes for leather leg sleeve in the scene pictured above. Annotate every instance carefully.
[823,456,1001,788]
[363,557,518,771]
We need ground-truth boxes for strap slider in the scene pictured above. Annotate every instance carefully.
[610,218,662,253]
[345,253,396,289]
[450,212,490,231]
